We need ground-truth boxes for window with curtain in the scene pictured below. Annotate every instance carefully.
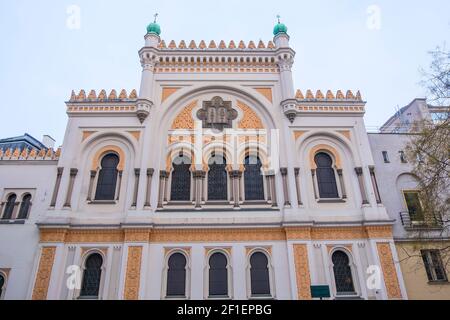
[208,155,228,201]
[332,251,356,295]
[166,253,187,297]
[170,155,191,201]
[209,252,228,297]
[80,253,103,299]
[95,154,119,200]
[250,252,271,296]
[315,152,339,198]
[244,156,264,201]
[17,194,32,219]
[2,194,17,220]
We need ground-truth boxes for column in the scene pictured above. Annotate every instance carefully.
[163,172,169,203]
[11,201,20,220]
[50,167,64,207]
[230,170,242,209]
[294,168,303,205]
[132,168,140,207]
[280,168,291,207]
[268,175,277,208]
[369,166,382,204]
[193,171,205,209]
[311,169,318,199]
[336,169,347,199]
[157,170,168,209]
[144,169,154,207]
[86,170,97,202]
[355,167,369,205]
[116,170,123,200]
[265,175,272,203]
[64,169,78,208]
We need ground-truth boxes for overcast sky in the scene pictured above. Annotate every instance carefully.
[0,0,449,146]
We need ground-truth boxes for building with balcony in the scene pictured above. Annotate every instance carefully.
[368,99,450,299]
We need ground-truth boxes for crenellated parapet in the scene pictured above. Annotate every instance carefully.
[158,40,276,50]
[68,89,138,103]
[138,38,295,74]
[295,89,363,102]
[282,89,366,123]
[0,146,61,161]
[66,89,139,117]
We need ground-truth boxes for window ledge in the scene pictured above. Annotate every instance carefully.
[427,280,449,285]
[87,200,118,205]
[249,295,274,300]
[77,296,99,300]
[317,199,346,204]
[0,219,26,225]
[164,296,188,300]
[207,295,231,300]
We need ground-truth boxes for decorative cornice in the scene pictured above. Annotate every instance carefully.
[157,39,276,51]
[0,147,61,161]
[37,225,394,243]
[68,89,137,103]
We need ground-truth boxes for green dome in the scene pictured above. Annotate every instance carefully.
[147,22,161,35]
[273,22,288,36]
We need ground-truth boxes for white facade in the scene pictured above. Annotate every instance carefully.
[0,23,408,300]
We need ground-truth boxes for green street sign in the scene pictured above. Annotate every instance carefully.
[310,285,331,299]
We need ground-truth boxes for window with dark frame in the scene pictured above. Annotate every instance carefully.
[315,152,339,199]
[250,252,271,297]
[79,253,103,299]
[244,156,265,201]
[207,155,228,201]
[166,253,187,297]
[382,151,390,163]
[170,155,191,201]
[208,252,228,297]
[332,251,356,295]
[94,154,119,201]
[421,250,448,282]
[399,151,407,163]
[17,194,32,219]
[2,194,16,220]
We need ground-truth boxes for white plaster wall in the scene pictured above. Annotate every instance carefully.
[0,163,57,299]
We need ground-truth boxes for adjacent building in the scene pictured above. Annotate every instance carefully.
[368,99,450,300]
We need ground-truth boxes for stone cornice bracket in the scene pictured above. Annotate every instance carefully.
[281,99,297,123]
[139,49,159,71]
[136,98,153,123]
[277,55,294,72]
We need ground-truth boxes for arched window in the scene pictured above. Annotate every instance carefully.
[208,155,228,201]
[209,252,228,297]
[244,155,264,201]
[315,152,339,198]
[17,194,32,219]
[170,155,191,201]
[95,154,119,200]
[80,253,103,299]
[2,194,16,220]
[250,252,271,297]
[166,253,187,297]
[332,251,356,295]
[0,273,5,299]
